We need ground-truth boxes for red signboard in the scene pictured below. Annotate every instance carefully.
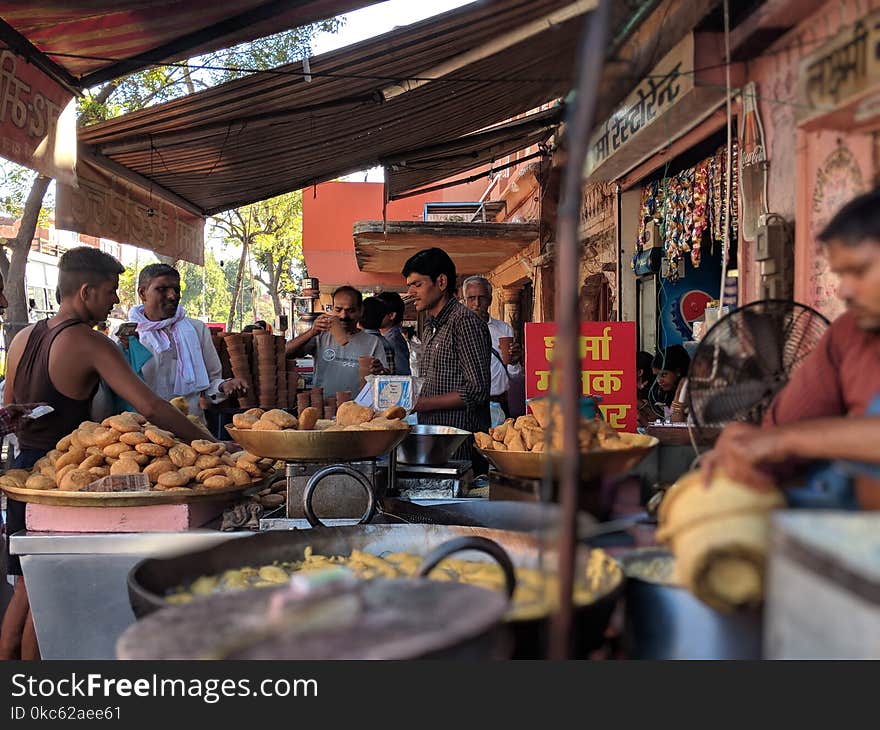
[0,51,76,184]
[524,321,637,432]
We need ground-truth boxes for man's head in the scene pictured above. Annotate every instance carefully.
[652,345,690,393]
[360,296,388,332]
[402,248,457,313]
[138,263,181,321]
[331,285,363,333]
[818,187,880,330]
[462,275,493,322]
[375,291,405,330]
[57,247,124,325]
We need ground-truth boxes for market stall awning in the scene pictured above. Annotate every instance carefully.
[353,220,539,275]
[0,1,377,90]
[383,105,562,199]
[77,0,598,216]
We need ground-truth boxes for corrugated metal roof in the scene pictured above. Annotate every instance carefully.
[383,104,562,199]
[79,0,594,215]
[0,1,375,87]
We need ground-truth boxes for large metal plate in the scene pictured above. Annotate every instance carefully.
[0,472,278,508]
[226,426,410,461]
[478,433,659,481]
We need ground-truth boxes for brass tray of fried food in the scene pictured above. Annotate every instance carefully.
[474,399,657,481]
[226,403,410,461]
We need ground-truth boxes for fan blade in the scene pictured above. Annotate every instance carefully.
[698,379,772,424]
[740,307,786,377]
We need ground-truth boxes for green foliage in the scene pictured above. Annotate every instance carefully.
[179,250,231,323]
[77,18,345,123]
[0,165,52,230]
[210,190,304,322]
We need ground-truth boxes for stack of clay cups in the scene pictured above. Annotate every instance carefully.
[287,362,299,409]
[296,391,311,417]
[324,396,337,420]
[254,332,277,408]
[224,333,256,407]
[310,387,325,419]
[275,336,288,409]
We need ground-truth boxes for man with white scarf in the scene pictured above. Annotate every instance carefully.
[124,264,246,419]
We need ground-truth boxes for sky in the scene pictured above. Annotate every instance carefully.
[311,0,476,56]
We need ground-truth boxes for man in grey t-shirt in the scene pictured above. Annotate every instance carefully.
[286,286,387,396]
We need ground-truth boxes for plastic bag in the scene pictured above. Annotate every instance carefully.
[354,374,424,413]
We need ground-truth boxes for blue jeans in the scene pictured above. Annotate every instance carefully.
[3,447,47,576]
[785,395,880,510]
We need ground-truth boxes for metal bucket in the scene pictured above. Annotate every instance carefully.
[396,425,470,465]
[618,548,762,660]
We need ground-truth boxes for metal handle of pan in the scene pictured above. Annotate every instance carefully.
[302,465,377,527]
[417,536,517,599]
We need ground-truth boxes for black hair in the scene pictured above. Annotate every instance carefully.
[138,263,179,289]
[375,291,405,324]
[818,187,880,245]
[652,345,690,375]
[254,320,267,329]
[637,350,654,377]
[401,247,457,296]
[57,246,125,299]
[332,285,363,307]
[360,297,388,331]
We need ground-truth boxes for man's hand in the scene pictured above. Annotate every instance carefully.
[220,377,248,395]
[310,315,333,336]
[701,421,785,491]
[4,403,46,432]
[507,341,523,365]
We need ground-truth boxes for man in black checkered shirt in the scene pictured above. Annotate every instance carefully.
[403,248,491,466]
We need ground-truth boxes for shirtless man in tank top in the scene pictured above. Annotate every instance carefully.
[1,247,213,660]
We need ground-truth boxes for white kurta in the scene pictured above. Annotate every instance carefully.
[487,316,522,397]
[135,318,227,418]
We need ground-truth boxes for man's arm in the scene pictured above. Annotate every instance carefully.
[416,317,490,414]
[91,335,214,443]
[286,316,330,358]
[3,325,34,407]
[702,417,880,488]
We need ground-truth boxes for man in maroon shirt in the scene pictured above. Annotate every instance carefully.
[703,188,880,508]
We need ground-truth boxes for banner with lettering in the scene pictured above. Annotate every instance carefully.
[0,51,76,184]
[524,321,637,432]
[799,9,880,120]
[56,156,205,265]
[585,34,695,178]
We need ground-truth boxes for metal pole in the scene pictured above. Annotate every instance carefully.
[549,0,612,661]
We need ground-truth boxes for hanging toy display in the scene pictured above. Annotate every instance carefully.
[633,143,738,282]
[691,159,710,268]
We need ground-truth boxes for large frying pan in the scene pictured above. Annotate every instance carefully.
[129,525,625,659]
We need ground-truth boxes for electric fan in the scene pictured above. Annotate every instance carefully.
[686,300,830,442]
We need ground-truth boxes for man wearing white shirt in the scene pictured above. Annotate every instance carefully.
[121,264,247,419]
[462,276,522,421]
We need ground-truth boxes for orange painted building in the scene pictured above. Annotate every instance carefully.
[302,178,488,292]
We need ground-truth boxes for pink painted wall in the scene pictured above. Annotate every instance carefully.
[742,0,880,317]
[302,178,489,290]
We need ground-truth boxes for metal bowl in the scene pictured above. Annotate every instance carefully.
[396,425,471,465]
[479,433,658,481]
[226,426,409,461]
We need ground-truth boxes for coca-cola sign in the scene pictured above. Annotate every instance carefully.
[739,82,768,242]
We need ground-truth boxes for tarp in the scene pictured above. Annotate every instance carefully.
[78,0,592,215]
